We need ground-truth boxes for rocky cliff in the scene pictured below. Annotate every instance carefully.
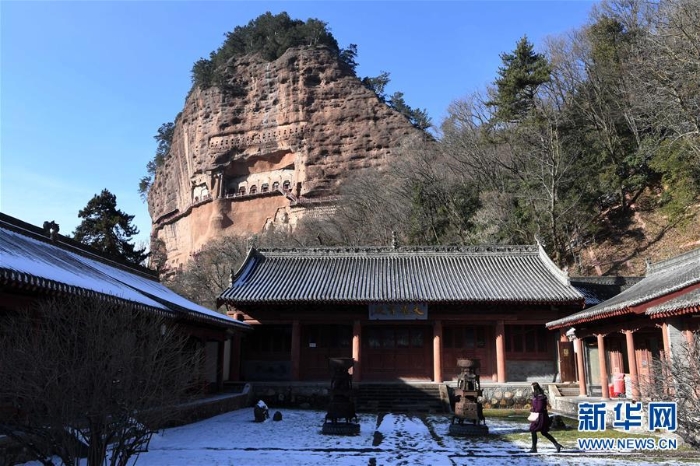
[147,46,425,269]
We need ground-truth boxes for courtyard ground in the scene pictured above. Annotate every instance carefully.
[132,408,698,465]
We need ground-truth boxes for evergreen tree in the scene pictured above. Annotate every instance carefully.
[139,121,175,201]
[153,121,175,167]
[573,15,651,213]
[192,12,341,89]
[361,71,391,102]
[388,91,433,130]
[73,189,148,265]
[487,36,551,123]
[339,43,359,73]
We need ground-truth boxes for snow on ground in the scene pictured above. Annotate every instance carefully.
[125,409,694,466]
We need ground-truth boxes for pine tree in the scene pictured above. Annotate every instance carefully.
[73,189,148,265]
[487,36,551,123]
[388,91,432,130]
[139,121,175,202]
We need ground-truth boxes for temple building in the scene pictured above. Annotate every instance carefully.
[547,247,700,400]
[0,213,251,393]
[218,244,585,383]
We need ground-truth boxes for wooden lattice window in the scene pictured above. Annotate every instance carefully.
[505,325,550,354]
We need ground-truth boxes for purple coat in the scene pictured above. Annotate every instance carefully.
[529,394,551,433]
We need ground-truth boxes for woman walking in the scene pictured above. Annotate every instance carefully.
[528,382,562,453]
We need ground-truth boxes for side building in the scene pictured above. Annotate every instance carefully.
[217,244,585,383]
[0,212,251,393]
[547,247,700,400]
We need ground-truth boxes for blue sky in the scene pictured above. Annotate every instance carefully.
[1,1,595,248]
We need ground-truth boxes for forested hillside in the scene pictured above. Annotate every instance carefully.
[301,0,700,271]
[163,0,700,308]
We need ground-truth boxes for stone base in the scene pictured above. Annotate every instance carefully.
[448,423,489,436]
[322,422,361,436]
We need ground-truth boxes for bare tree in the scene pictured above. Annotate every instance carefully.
[0,297,204,466]
[441,92,528,245]
[641,336,700,448]
[442,91,506,190]
[602,0,700,159]
[166,235,250,309]
[306,168,409,246]
[296,134,481,247]
[165,228,316,309]
[441,67,590,262]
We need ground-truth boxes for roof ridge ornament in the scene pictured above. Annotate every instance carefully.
[247,235,257,250]
[220,243,584,306]
[536,240,572,286]
[534,234,544,248]
[646,247,700,275]
[257,244,541,256]
[42,221,60,241]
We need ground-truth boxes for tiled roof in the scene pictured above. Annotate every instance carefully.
[547,247,700,328]
[0,213,249,331]
[218,245,584,306]
[646,288,700,317]
[570,276,643,306]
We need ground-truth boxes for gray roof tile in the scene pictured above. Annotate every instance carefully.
[218,245,584,305]
[645,288,700,317]
[570,277,643,306]
[548,248,700,328]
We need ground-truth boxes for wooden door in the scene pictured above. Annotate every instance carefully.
[362,326,432,380]
[441,325,490,381]
[300,324,352,380]
[558,341,576,382]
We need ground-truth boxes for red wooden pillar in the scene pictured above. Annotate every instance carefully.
[660,322,673,399]
[624,330,639,401]
[661,322,671,359]
[597,333,609,399]
[495,320,506,383]
[352,320,362,382]
[433,320,443,383]
[291,320,301,381]
[575,337,587,396]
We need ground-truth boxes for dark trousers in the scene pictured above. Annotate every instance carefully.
[531,430,558,447]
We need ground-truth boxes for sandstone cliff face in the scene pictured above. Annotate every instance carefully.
[148,46,424,269]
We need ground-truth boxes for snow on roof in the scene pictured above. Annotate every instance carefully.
[0,214,248,330]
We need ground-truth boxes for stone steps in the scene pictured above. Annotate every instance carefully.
[552,383,581,397]
[356,383,445,413]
